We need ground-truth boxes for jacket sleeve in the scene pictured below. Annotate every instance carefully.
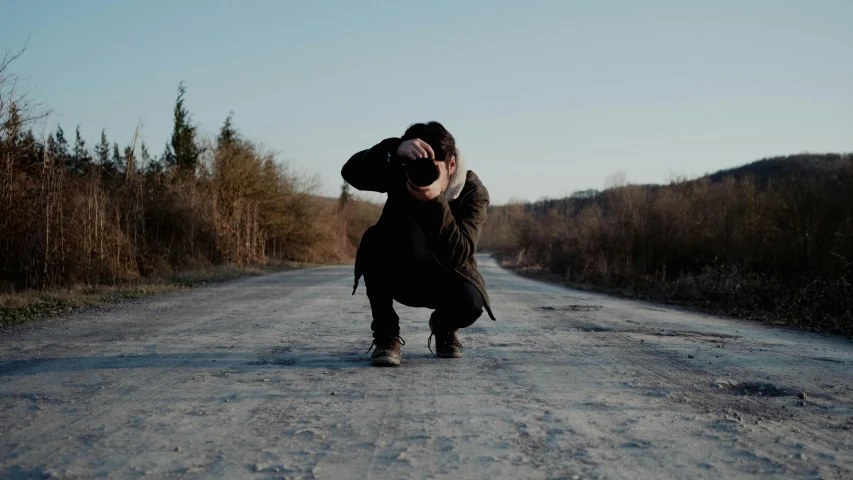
[341,137,402,193]
[412,186,490,270]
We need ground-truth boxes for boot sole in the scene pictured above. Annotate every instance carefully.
[371,355,401,367]
[437,351,463,359]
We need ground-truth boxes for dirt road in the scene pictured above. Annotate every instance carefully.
[1,255,852,479]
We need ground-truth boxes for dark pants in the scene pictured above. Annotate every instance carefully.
[364,256,484,338]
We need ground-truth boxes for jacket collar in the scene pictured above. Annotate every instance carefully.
[445,150,467,201]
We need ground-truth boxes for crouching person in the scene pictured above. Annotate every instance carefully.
[342,122,495,367]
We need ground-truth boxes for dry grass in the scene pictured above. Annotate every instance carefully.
[0,262,308,327]
[483,160,853,335]
[0,53,381,297]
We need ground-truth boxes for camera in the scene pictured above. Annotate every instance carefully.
[402,157,440,187]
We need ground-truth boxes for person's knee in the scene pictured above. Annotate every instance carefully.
[457,280,484,311]
[455,307,483,329]
[431,302,483,331]
[449,281,485,329]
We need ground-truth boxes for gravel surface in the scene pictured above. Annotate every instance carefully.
[1,254,852,479]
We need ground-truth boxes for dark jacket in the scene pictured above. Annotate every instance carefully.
[342,138,495,321]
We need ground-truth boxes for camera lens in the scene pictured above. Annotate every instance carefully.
[405,158,439,187]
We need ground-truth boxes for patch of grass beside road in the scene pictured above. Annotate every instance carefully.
[0,263,310,328]
[495,255,853,338]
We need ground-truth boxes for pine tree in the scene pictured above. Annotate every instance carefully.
[112,142,124,174]
[141,141,164,176]
[46,133,57,161]
[94,129,110,166]
[55,125,69,163]
[139,141,150,166]
[165,82,200,176]
[46,125,70,167]
[123,144,134,175]
[71,125,91,175]
[217,112,238,149]
[19,129,41,165]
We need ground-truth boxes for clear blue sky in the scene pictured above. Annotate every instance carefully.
[2,0,851,203]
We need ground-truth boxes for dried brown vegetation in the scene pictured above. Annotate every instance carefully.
[481,155,853,334]
[0,50,380,304]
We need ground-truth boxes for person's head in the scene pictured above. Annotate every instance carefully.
[401,121,457,177]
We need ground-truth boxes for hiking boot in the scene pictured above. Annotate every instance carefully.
[429,330,463,358]
[368,335,404,367]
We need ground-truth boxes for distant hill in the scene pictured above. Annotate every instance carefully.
[707,153,852,185]
[507,152,852,214]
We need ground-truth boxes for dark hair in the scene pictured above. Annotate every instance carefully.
[401,121,457,163]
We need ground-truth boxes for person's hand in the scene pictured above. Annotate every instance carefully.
[396,138,435,160]
[406,160,450,202]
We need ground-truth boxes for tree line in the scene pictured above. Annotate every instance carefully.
[480,154,853,334]
[0,50,379,290]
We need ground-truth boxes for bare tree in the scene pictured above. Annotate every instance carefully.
[0,41,49,135]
